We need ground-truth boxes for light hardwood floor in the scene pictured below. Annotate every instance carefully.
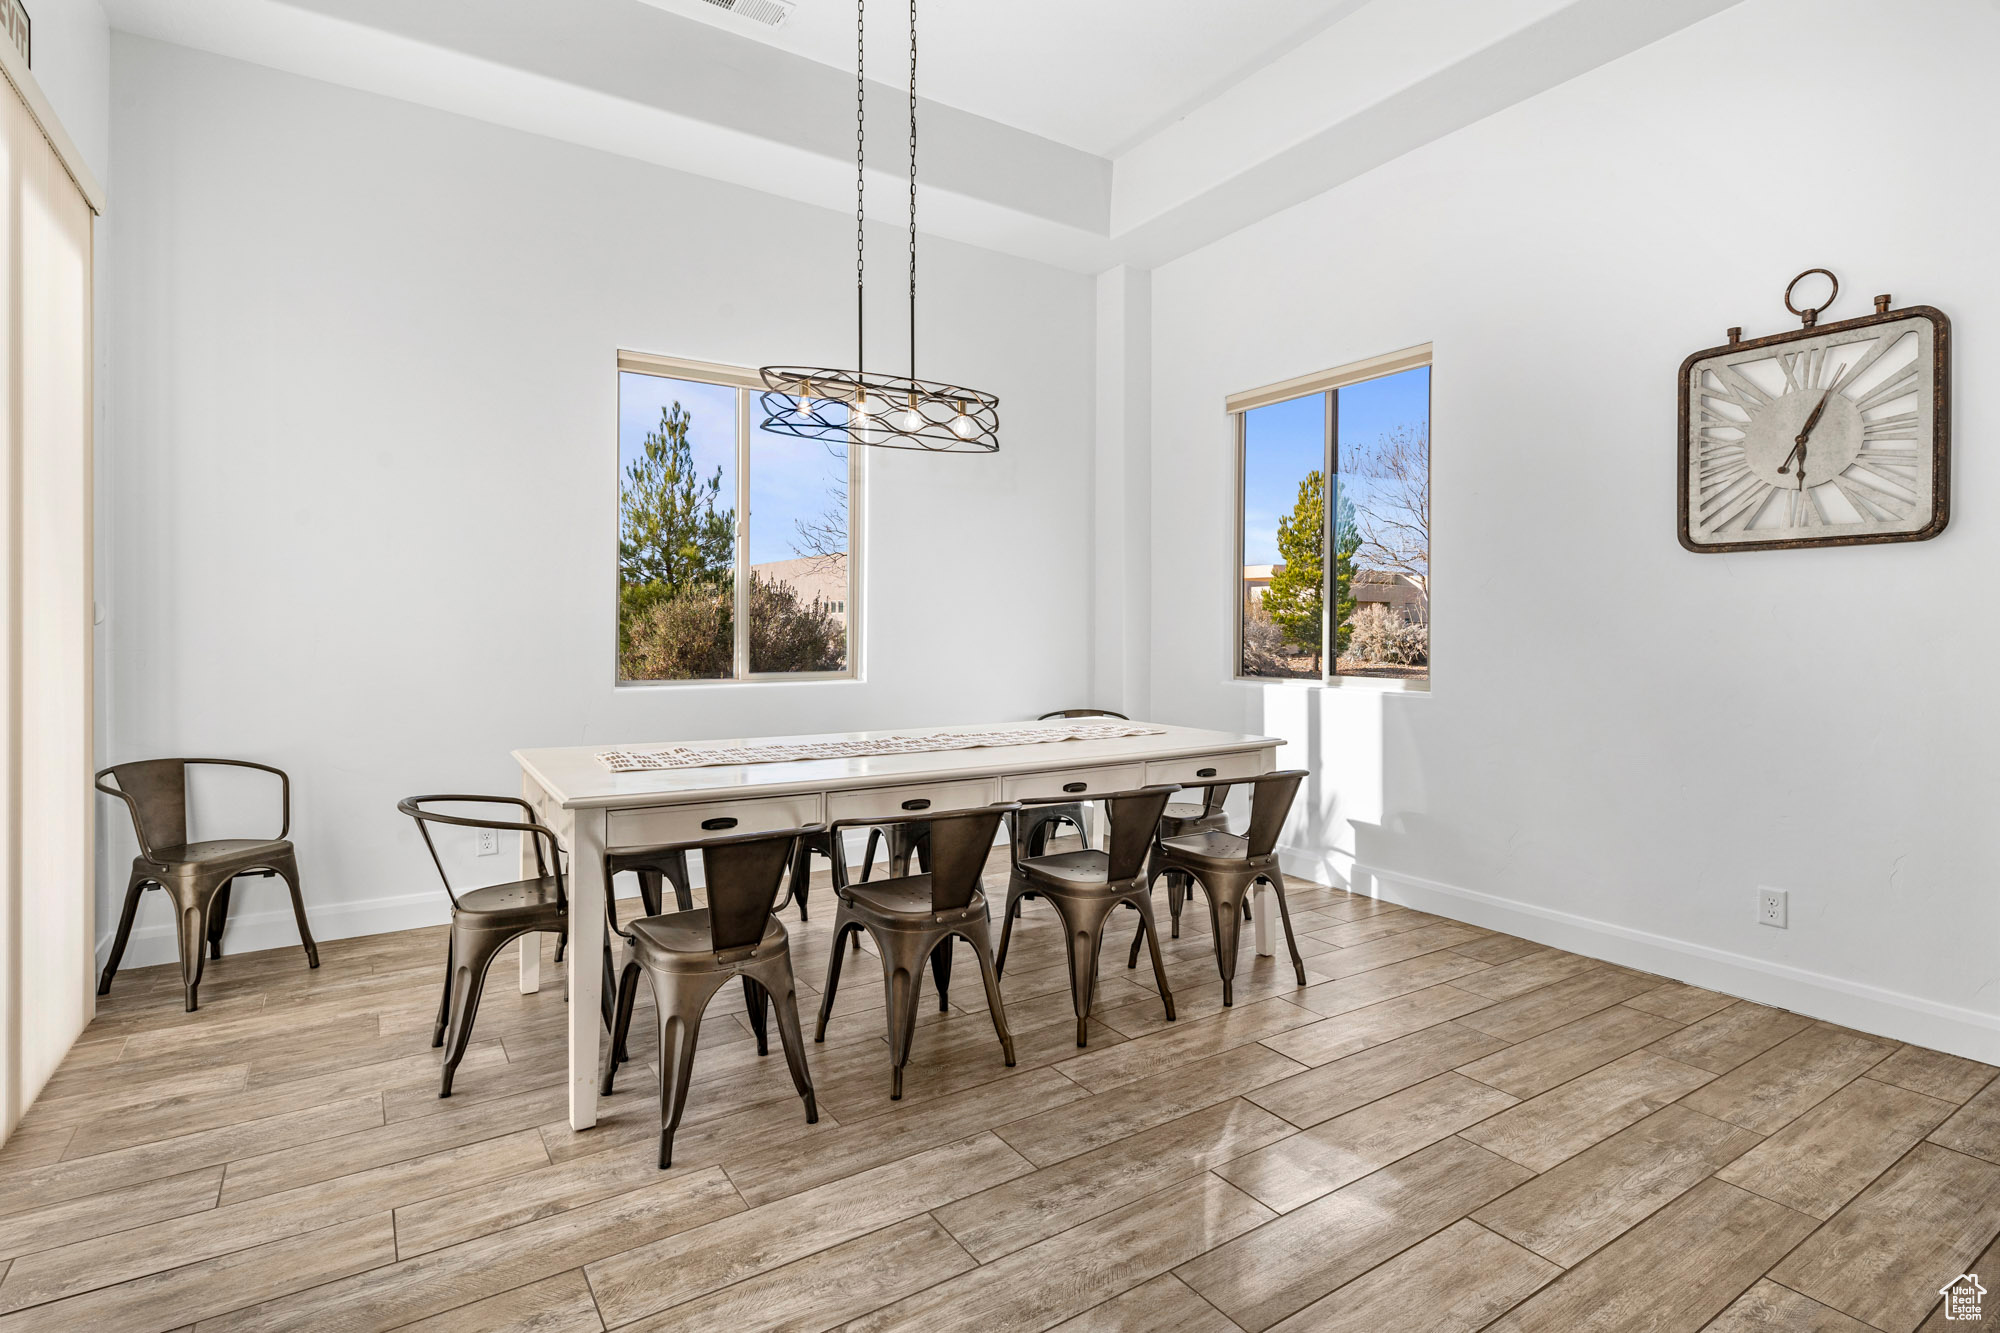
[3,849,1996,1333]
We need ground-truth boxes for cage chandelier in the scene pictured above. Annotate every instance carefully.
[758,0,999,454]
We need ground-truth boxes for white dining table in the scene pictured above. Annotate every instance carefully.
[514,719,1284,1130]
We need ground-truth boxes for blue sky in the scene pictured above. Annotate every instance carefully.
[618,372,848,568]
[1241,365,1430,566]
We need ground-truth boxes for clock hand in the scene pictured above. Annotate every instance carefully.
[1778,388,1833,480]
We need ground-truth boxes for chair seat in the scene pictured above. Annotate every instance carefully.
[143,838,293,874]
[843,876,987,922]
[1159,806,1229,839]
[629,908,787,962]
[1018,847,1121,891]
[454,875,567,924]
[1158,830,1263,869]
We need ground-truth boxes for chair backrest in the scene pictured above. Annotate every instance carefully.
[1242,770,1309,858]
[397,794,564,911]
[98,759,189,856]
[697,826,820,956]
[1037,708,1129,721]
[1101,786,1180,880]
[97,757,292,858]
[838,805,1015,913]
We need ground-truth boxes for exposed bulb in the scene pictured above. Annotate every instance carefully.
[794,381,815,418]
[952,401,974,438]
[852,392,876,421]
[898,393,922,434]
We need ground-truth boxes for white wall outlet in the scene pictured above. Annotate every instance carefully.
[1757,887,1787,929]
[476,828,499,857]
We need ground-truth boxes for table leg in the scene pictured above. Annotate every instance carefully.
[1253,883,1275,957]
[566,807,607,1130]
[519,772,543,994]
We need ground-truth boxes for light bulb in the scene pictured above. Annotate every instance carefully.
[898,393,922,434]
[952,401,974,438]
[794,381,815,418]
[853,392,876,421]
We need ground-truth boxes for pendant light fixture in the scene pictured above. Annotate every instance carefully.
[759,0,999,453]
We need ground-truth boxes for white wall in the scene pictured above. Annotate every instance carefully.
[103,35,1096,964]
[1148,0,2000,1061]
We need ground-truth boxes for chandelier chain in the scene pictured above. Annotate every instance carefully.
[908,0,918,382]
[855,0,866,372]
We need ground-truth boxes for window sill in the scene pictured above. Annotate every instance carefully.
[1233,674,1430,695]
[615,674,862,690]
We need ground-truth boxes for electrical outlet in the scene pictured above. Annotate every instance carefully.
[1757,887,1787,929]
[477,828,499,857]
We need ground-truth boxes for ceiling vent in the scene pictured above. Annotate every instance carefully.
[699,0,794,27]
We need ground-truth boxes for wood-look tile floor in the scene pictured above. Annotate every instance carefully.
[5,849,1998,1333]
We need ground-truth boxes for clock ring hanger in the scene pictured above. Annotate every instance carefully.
[1783,267,1839,329]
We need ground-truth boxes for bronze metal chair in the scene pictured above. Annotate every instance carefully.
[1129,770,1311,1005]
[96,759,319,1011]
[399,795,580,1096]
[601,826,820,1167]
[816,805,1019,1098]
[1019,708,1130,856]
[1154,782,1235,938]
[997,785,1179,1046]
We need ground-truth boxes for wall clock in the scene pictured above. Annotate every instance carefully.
[1678,269,1949,552]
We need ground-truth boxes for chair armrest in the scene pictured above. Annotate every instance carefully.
[93,771,158,861]
[185,758,292,840]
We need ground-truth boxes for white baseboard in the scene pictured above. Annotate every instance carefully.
[95,888,450,973]
[1300,855,2000,1066]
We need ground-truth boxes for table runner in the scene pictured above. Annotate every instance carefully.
[595,722,1166,773]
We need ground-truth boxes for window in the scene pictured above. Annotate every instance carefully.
[1233,347,1431,687]
[617,352,860,683]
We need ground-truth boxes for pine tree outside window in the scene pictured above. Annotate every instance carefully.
[1233,349,1431,688]
[617,353,863,684]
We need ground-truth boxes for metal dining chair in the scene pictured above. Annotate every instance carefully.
[96,759,320,1011]
[601,825,820,1168]
[997,785,1179,1046]
[399,794,590,1096]
[1129,770,1311,1004]
[1154,782,1235,938]
[816,805,1019,1098]
[1019,709,1130,856]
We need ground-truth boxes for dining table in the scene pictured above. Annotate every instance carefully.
[513,719,1285,1130]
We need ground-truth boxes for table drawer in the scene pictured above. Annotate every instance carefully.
[825,778,1001,824]
[1145,750,1270,787]
[1003,764,1146,802]
[605,793,822,850]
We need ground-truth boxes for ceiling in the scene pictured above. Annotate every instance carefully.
[100,0,1750,272]
[639,0,1366,157]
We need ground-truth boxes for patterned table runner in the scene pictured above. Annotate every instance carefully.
[595,722,1165,773]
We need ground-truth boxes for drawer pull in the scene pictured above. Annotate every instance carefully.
[1062,782,1088,793]
[900,798,932,811]
[700,816,738,831]
[1196,768,1218,778]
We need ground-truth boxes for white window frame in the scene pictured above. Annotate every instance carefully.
[1229,343,1431,693]
[616,350,865,686]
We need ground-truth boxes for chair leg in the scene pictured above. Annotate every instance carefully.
[1129,868,1169,969]
[1133,892,1176,1023]
[97,873,148,996]
[1265,876,1309,986]
[748,954,817,1125]
[743,977,771,1056]
[1202,874,1246,1008]
[790,843,811,922]
[994,877,1028,976]
[650,969,732,1168]
[634,868,664,917]
[175,896,210,1013]
[1050,894,1114,1047]
[600,960,642,1095]
[274,853,319,969]
[882,937,923,1100]
[929,938,953,1013]
[602,936,627,1061]
[663,853,694,912]
[206,881,233,960]
[861,829,882,883]
[963,925,1015,1067]
[432,934,455,1048]
[815,913,858,1041]
[440,926,509,1096]
[1171,872,1188,938]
